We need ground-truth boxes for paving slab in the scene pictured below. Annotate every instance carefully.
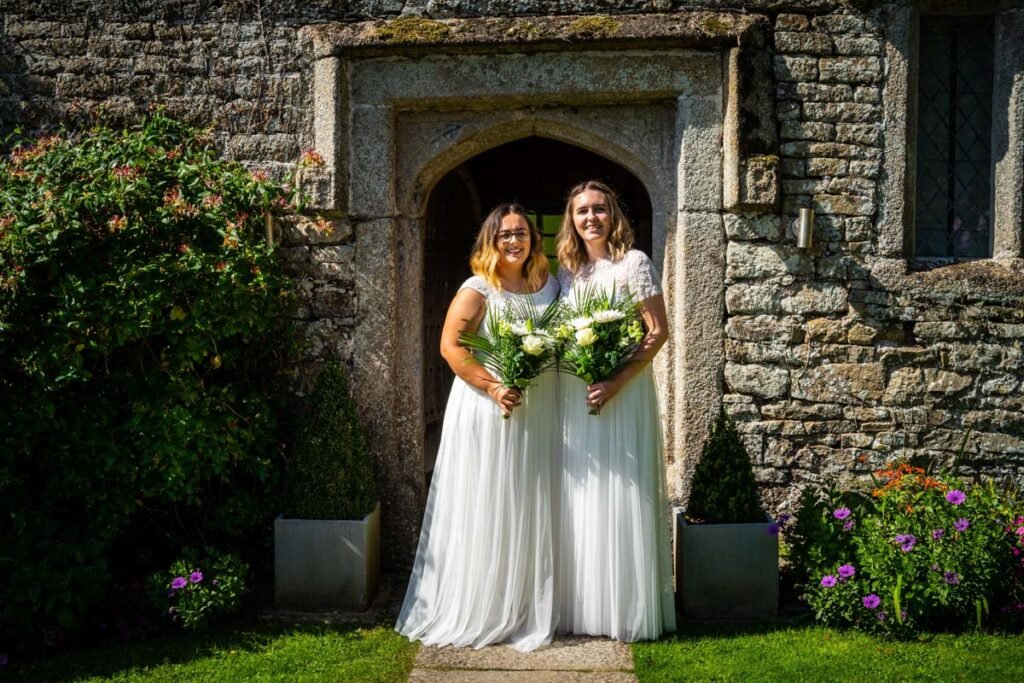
[410,671,638,682]
[414,636,633,672]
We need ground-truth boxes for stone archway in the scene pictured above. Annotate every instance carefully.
[301,16,778,565]
[420,136,655,482]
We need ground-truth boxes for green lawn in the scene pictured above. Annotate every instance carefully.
[13,620,1024,682]
[11,623,418,683]
[633,622,1024,682]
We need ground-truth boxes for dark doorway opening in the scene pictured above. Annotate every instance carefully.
[421,137,652,474]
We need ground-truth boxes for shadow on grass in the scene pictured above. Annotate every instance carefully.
[13,620,366,682]
[661,613,819,641]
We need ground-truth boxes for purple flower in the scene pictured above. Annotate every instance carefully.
[944,571,960,585]
[838,564,856,579]
[946,489,966,505]
[930,563,940,572]
[189,571,203,584]
[166,589,176,597]
[820,575,838,588]
[877,611,887,623]
[843,520,855,532]
[895,533,917,552]
[954,518,970,532]
[171,576,187,590]
[833,507,852,520]
[931,528,945,540]
[863,594,881,609]
[767,523,780,536]
[778,513,792,524]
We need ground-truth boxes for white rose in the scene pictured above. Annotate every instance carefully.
[521,335,547,356]
[575,327,598,347]
[570,316,594,330]
[511,321,530,336]
[592,309,625,324]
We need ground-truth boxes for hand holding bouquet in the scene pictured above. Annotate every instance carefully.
[556,286,646,414]
[459,297,559,419]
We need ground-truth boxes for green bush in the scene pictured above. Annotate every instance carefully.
[789,463,1024,637]
[150,548,249,631]
[0,113,299,647]
[686,409,764,524]
[284,362,376,520]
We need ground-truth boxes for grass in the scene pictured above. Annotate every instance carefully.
[632,621,1024,682]
[11,622,417,683]
[13,618,1024,682]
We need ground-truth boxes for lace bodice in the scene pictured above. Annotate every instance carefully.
[459,274,560,339]
[556,249,662,303]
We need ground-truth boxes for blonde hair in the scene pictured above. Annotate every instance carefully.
[469,203,549,292]
[556,180,635,274]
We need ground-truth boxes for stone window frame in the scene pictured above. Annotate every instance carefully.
[879,2,1024,264]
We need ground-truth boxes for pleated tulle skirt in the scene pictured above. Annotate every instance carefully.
[396,370,560,652]
[557,366,677,642]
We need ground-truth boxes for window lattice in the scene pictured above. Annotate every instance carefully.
[914,16,994,258]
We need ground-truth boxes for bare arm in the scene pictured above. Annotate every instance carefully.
[586,293,668,410]
[440,287,522,416]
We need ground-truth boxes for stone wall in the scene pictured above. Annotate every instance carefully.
[3,0,1024,533]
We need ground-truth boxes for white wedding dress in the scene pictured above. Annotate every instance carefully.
[396,274,560,652]
[556,249,677,642]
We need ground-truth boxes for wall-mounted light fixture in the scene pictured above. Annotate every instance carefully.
[797,207,814,250]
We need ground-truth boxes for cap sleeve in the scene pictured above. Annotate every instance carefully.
[458,275,492,299]
[628,250,662,301]
[556,265,574,296]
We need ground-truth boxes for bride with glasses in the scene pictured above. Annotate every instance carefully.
[396,203,560,652]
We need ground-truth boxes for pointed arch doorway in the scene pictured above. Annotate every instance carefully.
[422,137,653,475]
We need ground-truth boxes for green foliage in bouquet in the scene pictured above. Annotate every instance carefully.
[788,461,1024,637]
[686,409,765,524]
[556,285,644,397]
[0,112,299,645]
[459,296,560,393]
[150,548,249,631]
[285,362,377,520]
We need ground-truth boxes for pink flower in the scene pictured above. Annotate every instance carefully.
[299,149,325,167]
[189,571,203,584]
[863,594,881,609]
[171,576,187,590]
[945,490,966,505]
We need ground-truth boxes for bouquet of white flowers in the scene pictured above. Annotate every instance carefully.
[459,297,559,418]
[556,286,646,414]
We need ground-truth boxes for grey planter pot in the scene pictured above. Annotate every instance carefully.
[674,508,779,619]
[274,502,381,611]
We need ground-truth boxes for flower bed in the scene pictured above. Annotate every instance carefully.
[786,463,1024,636]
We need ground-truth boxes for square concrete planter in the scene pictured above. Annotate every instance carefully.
[274,502,380,611]
[674,508,779,619]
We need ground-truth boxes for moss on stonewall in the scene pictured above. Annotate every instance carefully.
[565,16,621,40]
[372,17,452,45]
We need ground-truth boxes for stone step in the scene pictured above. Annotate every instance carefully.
[409,635,636,682]
[415,636,633,672]
[410,671,637,682]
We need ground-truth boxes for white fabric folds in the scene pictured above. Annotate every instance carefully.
[396,276,560,652]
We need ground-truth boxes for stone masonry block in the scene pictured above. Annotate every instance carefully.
[775,32,833,55]
[775,55,818,81]
[819,57,883,84]
[727,242,814,280]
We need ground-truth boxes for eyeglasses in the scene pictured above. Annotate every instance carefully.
[496,230,530,244]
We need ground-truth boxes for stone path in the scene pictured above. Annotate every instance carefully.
[409,636,637,682]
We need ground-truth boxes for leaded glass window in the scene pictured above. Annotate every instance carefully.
[915,16,994,258]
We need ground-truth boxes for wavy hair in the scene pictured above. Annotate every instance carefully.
[469,203,549,292]
[556,180,635,274]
